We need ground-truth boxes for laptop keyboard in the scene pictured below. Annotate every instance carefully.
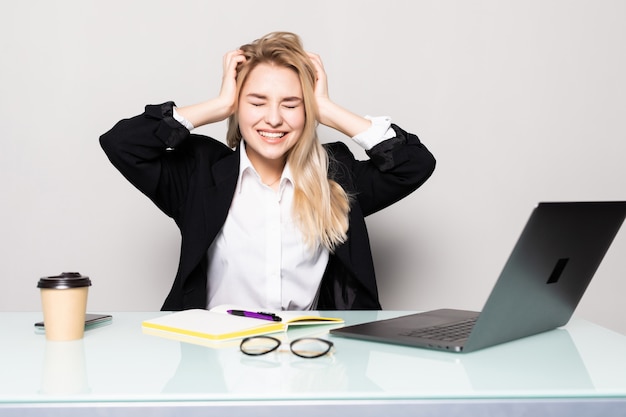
[399,317,477,342]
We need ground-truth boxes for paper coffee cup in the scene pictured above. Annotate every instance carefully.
[37,272,92,341]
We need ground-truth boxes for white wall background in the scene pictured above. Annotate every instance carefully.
[2,0,625,334]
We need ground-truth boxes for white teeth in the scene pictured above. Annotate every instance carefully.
[259,131,285,139]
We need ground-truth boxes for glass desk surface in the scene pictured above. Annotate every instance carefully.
[1,311,625,412]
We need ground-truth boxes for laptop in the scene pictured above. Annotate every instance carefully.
[330,201,626,353]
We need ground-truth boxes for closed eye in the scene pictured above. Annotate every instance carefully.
[247,100,265,107]
[282,98,302,109]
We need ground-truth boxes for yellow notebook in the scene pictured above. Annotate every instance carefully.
[141,305,344,345]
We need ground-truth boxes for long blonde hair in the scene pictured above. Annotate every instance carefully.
[226,32,351,252]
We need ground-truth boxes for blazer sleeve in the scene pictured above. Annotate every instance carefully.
[328,124,436,217]
[99,101,230,219]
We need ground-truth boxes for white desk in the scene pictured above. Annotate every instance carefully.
[1,311,625,416]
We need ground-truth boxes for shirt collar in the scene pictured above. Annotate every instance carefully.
[237,141,294,194]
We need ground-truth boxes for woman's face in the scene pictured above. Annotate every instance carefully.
[237,63,305,171]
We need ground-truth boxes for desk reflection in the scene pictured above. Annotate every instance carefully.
[40,340,89,395]
[347,328,593,392]
[158,316,593,396]
[162,323,378,394]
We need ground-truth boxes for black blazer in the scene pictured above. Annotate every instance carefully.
[100,102,435,311]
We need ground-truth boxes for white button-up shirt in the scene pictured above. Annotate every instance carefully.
[206,144,330,310]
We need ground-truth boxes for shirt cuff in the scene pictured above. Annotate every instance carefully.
[352,116,395,150]
[172,107,195,131]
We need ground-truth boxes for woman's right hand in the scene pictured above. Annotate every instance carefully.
[217,49,247,118]
[175,50,247,128]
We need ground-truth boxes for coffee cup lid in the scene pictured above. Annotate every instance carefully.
[37,272,92,289]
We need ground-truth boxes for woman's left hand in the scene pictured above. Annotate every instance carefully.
[306,52,371,137]
[307,52,330,104]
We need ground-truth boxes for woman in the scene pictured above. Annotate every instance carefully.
[100,32,435,311]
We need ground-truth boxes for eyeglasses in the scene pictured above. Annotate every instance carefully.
[239,336,334,359]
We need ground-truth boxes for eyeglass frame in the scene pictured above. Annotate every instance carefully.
[239,335,334,359]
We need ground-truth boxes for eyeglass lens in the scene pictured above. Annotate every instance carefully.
[290,338,334,358]
[240,336,281,356]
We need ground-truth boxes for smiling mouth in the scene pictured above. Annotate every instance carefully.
[258,131,286,139]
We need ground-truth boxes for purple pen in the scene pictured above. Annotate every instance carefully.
[227,310,282,322]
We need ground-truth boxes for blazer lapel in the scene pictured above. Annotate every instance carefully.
[177,146,240,287]
[202,145,240,245]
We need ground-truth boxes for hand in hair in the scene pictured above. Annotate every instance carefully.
[175,50,247,128]
[307,52,330,103]
[219,49,247,115]
[307,52,372,138]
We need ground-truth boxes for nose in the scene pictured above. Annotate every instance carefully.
[264,104,283,127]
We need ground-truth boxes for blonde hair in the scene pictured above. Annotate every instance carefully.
[226,32,351,252]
